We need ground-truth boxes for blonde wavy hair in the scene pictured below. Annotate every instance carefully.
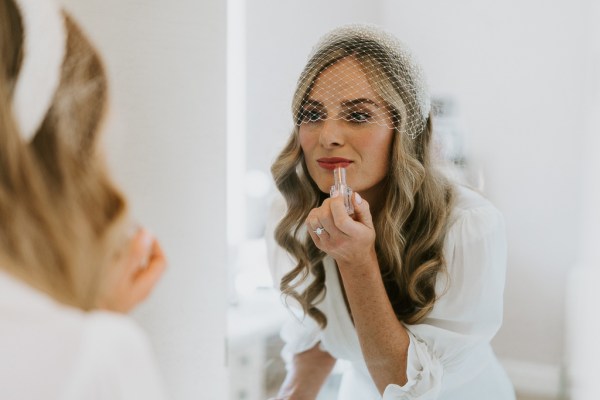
[271,30,454,328]
[0,0,129,309]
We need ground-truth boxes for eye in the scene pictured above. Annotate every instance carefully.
[345,111,372,123]
[299,108,326,124]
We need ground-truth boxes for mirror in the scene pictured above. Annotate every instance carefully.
[51,1,599,399]
[227,1,599,399]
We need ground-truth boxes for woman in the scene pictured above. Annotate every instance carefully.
[267,24,515,399]
[0,0,167,398]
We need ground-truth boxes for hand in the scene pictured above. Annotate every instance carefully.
[306,191,377,269]
[98,227,167,313]
[275,343,336,400]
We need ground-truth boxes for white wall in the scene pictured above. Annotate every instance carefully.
[61,2,228,399]
[381,0,588,384]
[577,0,600,264]
[566,1,600,398]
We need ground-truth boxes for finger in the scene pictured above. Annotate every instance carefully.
[306,211,321,232]
[305,211,331,244]
[137,238,167,274]
[351,192,374,229]
[317,197,348,236]
[306,213,324,233]
[306,220,330,241]
[306,227,321,244]
[307,204,335,233]
[126,228,154,274]
[130,239,167,302]
[307,225,330,250]
[328,194,353,236]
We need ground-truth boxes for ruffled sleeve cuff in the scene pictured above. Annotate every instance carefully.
[279,312,322,368]
[382,332,444,400]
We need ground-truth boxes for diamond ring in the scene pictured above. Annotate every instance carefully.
[313,227,326,235]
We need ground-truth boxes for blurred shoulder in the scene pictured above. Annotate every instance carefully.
[83,311,152,351]
[64,311,167,399]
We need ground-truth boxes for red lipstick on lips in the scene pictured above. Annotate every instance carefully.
[317,157,351,170]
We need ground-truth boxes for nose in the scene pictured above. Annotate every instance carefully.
[319,119,345,149]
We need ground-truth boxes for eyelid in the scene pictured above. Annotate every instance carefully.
[299,107,327,123]
[344,108,372,116]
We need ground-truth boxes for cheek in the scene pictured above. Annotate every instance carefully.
[298,129,313,153]
[362,132,393,174]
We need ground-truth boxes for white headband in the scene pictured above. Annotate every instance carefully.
[12,0,66,142]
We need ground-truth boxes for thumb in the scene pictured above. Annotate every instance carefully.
[352,192,374,229]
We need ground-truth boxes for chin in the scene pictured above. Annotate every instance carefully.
[314,182,330,195]
[309,175,331,196]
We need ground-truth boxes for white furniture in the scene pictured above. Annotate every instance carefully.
[228,289,288,400]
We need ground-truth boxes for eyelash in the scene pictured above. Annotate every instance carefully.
[298,109,373,124]
[299,109,326,123]
[345,111,372,123]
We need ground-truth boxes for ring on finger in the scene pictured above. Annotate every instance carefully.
[313,226,326,236]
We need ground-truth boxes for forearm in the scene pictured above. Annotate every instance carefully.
[338,260,410,394]
[277,343,336,400]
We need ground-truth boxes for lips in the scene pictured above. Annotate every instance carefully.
[317,157,352,170]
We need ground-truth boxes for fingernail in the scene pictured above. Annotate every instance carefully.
[139,230,154,269]
[331,189,339,198]
[355,192,363,204]
[140,229,154,250]
[127,220,141,238]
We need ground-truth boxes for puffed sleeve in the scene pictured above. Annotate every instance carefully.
[264,193,323,367]
[382,195,507,399]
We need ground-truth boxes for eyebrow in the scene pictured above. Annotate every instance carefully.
[302,98,380,109]
[341,98,380,108]
[302,99,325,108]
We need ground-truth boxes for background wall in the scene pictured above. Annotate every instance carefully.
[380,0,587,393]
[565,1,600,398]
[242,0,596,397]
[61,2,228,399]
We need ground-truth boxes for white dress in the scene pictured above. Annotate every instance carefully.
[266,185,515,399]
[0,270,168,400]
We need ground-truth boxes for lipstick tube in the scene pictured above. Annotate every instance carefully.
[330,166,354,215]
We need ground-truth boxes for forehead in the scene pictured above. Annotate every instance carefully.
[309,56,381,104]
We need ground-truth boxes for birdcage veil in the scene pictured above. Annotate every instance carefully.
[293,24,430,139]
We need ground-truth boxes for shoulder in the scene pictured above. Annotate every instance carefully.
[450,186,504,233]
[447,185,505,244]
[72,311,159,377]
[80,311,154,357]
[64,311,167,399]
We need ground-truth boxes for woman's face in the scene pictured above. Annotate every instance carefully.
[299,56,394,208]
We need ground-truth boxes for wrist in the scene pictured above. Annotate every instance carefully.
[337,246,378,271]
[337,248,381,283]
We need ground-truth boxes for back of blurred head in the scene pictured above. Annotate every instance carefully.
[0,0,129,309]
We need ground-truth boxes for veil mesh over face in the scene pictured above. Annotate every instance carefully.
[293,24,430,139]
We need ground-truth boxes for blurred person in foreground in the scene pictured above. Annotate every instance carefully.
[0,0,168,398]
